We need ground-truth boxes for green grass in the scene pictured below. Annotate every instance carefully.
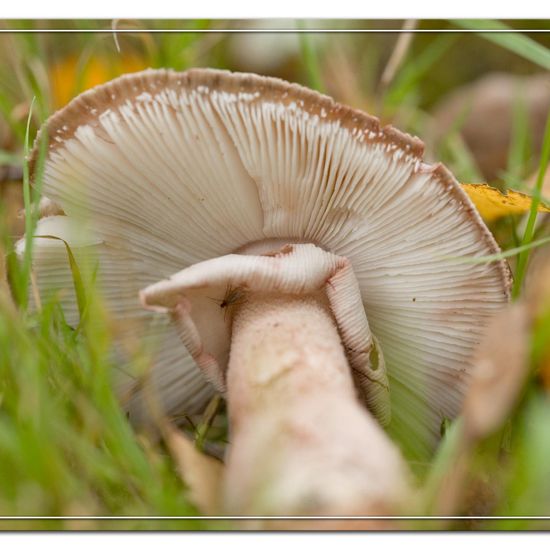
[0,262,214,528]
[0,22,226,529]
[19,98,44,310]
[504,90,532,188]
[1,148,218,526]
[1,19,550,530]
[454,20,550,71]
[384,33,458,111]
[513,112,550,298]
[297,22,325,93]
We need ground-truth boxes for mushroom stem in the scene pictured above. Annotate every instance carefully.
[223,292,411,515]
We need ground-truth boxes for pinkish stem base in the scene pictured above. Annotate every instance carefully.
[223,292,411,515]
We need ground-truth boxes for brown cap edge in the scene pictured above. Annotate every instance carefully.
[29,67,425,173]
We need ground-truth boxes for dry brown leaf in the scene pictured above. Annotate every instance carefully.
[163,423,224,515]
[0,240,16,313]
[525,254,550,313]
[0,180,24,237]
[428,302,530,518]
[429,275,541,518]
[462,183,550,222]
[462,303,531,441]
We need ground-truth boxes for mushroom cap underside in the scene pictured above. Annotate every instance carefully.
[27,68,511,460]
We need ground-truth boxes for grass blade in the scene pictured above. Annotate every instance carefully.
[385,34,458,109]
[441,235,550,265]
[297,21,324,92]
[20,97,36,309]
[513,112,550,298]
[34,235,87,320]
[505,90,531,188]
[454,20,550,71]
[18,101,48,310]
[378,19,417,94]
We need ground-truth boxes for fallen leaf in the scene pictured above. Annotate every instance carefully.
[525,253,550,314]
[462,302,531,441]
[0,180,24,236]
[0,241,16,312]
[50,54,147,108]
[462,183,550,222]
[426,302,531,518]
[425,272,544,519]
[162,423,224,515]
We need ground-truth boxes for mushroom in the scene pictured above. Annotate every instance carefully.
[24,68,511,515]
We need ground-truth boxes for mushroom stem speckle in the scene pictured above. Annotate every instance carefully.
[223,292,411,515]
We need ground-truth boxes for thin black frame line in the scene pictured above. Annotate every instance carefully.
[0,29,549,33]
[0,19,548,527]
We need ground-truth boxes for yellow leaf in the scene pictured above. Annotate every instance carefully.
[162,423,224,515]
[50,54,147,108]
[462,183,550,222]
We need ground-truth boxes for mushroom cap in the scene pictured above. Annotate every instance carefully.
[28,68,511,460]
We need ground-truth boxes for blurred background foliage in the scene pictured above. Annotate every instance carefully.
[0,19,550,530]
